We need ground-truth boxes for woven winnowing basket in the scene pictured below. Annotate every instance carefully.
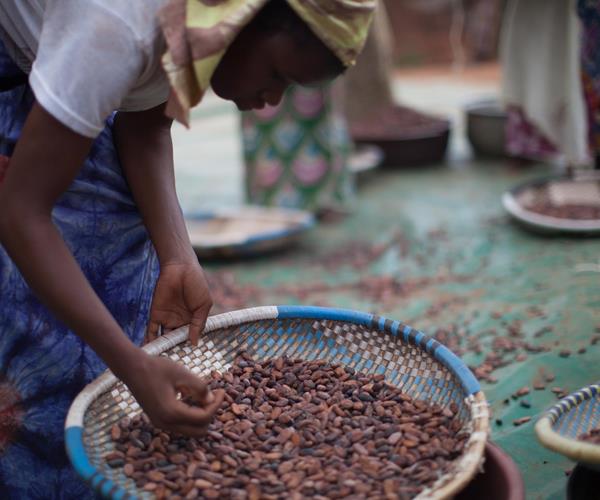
[536,383,600,470]
[186,207,315,259]
[66,306,489,499]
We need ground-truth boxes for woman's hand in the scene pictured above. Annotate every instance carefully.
[115,105,213,344]
[0,154,9,183]
[122,350,224,437]
[147,261,213,345]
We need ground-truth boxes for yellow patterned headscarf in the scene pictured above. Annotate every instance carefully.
[158,0,376,125]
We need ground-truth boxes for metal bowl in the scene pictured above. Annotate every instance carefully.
[465,100,507,158]
[502,173,600,235]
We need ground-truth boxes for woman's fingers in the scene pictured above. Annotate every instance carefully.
[171,389,225,427]
[146,322,177,345]
[176,372,209,404]
[170,362,224,425]
[188,293,212,345]
[188,312,208,346]
[144,387,223,437]
[188,324,200,346]
[129,349,226,437]
[146,320,160,343]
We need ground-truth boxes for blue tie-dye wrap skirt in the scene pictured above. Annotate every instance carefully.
[0,41,159,498]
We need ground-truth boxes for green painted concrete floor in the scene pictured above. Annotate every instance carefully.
[173,74,600,498]
[198,160,599,499]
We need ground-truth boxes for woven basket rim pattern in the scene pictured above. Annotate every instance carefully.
[535,383,600,465]
[65,305,489,500]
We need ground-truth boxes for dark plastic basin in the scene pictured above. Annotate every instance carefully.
[350,105,450,167]
[457,442,525,500]
[567,464,600,499]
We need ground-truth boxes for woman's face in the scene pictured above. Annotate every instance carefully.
[211,25,341,111]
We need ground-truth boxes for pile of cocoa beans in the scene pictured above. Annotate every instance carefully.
[105,353,467,499]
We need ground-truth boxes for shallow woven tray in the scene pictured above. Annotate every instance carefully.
[535,383,600,470]
[66,306,489,499]
[502,173,600,235]
[185,206,314,259]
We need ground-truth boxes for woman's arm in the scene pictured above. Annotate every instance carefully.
[0,102,222,435]
[114,104,196,267]
[113,104,213,344]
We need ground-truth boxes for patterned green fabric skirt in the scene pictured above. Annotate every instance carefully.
[241,83,354,213]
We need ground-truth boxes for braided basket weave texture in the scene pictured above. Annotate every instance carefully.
[66,306,488,499]
[536,383,600,469]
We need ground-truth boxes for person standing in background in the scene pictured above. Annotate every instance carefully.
[578,0,600,168]
[501,0,590,167]
[242,82,354,216]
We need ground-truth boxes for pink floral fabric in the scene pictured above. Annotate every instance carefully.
[505,106,559,161]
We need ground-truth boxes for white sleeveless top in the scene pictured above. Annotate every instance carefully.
[0,0,170,137]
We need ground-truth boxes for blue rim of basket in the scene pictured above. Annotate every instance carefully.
[185,209,315,251]
[65,305,481,500]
